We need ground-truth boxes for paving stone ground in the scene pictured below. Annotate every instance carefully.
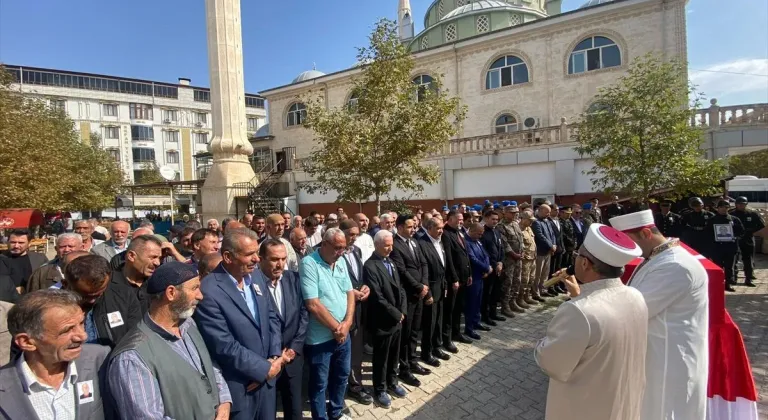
[308,254,768,420]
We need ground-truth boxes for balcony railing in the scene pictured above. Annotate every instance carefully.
[691,99,768,127]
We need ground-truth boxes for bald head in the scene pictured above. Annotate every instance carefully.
[132,227,153,238]
[537,204,551,218]
[225,221,246,232]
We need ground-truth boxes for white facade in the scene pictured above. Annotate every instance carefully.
[258,0,691,207]
[7,65,267,184]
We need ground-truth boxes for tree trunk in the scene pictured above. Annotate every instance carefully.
[375,193,381,216]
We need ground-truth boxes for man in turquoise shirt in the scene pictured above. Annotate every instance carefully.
[300,227,356,420]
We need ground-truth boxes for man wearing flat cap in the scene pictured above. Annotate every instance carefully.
[535,224,648,420]
[106,262,233,420]
[610,210,708,420]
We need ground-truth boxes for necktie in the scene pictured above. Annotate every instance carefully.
[383,259,393,277]
[457,232,465,249]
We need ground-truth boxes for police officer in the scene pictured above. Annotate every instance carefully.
[654,200,684,238]
[707,200,744,292]
[559,206,577,271]
[730,197,765,287]
[681,197,714,257]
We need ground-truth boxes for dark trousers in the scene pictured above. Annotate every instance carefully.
[441,283,457,345]
[712,247,738,285]
[230,382,277,420]
[372,329,402,393]
[464,277,484,333]
[399,298,423,372]
[445,283,466,340]
[480,272,501,320]
[347,326,365,391]
[276,355,304,420]
[421,293,443,358]
[737,239,755,280]
[561,249,574,271]
[549,252,563,276]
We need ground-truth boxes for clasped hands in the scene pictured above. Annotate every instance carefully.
[248,348,296,391]
[333,320,351,344]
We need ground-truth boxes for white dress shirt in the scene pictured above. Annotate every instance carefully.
[428,234,445,266]
[18,354,78,420]
[265,276,284,317]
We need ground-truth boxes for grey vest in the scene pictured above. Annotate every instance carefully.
[110,319,219,419]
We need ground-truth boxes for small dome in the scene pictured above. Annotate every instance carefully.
[442,0,516,20]
[579,0,614,8]
[254,123,270,137]
[292,69,325,84]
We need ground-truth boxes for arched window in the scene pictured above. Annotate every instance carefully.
[495,114,519,133]
[486,55,529,90]
[445,23,457,42]
[412,75,435,102]
[347,90,360,112]
[286,103,306,127]
[568,36,621,74]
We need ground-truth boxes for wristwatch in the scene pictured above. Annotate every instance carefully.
[268,356,280,362]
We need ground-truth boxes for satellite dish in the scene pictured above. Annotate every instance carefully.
[159,165,176,181]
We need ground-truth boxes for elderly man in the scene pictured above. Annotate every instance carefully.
[535,224,647,420]
[107,262,232,419]
[207,218,221,233]
[112,234,163,313]
[363,230,408,408]
[441,211,472,348]
[610,210,709,420]
[74,219,104,252]
[369,214,393,238]
[261,214,299,271]
[0,229,48,295]
[189,228,221,265]
[257,239,309,420]
[288,228,310,271]
[339,220,373,406]
[242,214,254,228]
[352,213,375,263]
[92,220,131,261]
[198,252,223,279]
[531,204,556,301]
[417,217,451,365]
[26,233,83,293]
[195,228,286,420]
[300,228,356,420]
[0,290,109,419]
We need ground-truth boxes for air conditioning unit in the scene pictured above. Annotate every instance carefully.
[163,119,172,124]
[195,122,204,127]
[523,117,540,130]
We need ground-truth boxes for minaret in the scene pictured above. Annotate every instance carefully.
[398,0,414,42]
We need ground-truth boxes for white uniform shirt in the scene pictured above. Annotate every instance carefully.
[629,246,709,420]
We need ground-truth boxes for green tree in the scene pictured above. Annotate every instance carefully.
[132,161,173,195]
[300,19,466,214]
[728,149,768,178]
[0,67,124,211]
[89,131,102,148]
[574,54,726,203]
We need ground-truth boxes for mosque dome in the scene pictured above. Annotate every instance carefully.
[254,123,270,137]
[579,0,614,8]
[441,0,517,21]
[292,69,325,84]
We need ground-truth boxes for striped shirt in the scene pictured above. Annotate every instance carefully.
[17,354,78,420]
[108,314,231,419]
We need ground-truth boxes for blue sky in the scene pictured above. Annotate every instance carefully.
[1,0,766,105]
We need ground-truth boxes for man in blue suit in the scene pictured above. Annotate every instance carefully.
[464,223,492,340]
[256,238,309,420]
[194,228,289,420]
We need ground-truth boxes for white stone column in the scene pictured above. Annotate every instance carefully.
[201,0,256,221]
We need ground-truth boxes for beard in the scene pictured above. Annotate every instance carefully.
[169,288,198,320]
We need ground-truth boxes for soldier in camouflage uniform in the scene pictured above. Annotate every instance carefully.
[497,202,526,317]
[519,209,539,307]
[559,206,577,270]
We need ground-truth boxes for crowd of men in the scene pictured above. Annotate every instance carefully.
[0,194,763,420]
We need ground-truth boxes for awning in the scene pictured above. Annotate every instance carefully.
[0,209,45,229]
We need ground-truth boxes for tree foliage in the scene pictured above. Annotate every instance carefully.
[728,149,768,178]
[130,161,173,195]
[300,19,466,214]
[574,54,727,203]
[0,67,124,211]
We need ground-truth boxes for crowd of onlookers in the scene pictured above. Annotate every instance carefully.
[0,194,763,420]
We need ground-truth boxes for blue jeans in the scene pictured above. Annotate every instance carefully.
[305,337,351,420]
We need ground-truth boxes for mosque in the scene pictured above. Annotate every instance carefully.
[254,0,689,214]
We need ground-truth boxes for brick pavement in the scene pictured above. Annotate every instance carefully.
[287,254,768,420]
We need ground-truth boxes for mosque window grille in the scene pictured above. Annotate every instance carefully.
[438,0,444,17]
[421,36,429,50]
[510,14,522,26]
[457,0,468,7]
[445,23,457,42]
[477,15,490,33]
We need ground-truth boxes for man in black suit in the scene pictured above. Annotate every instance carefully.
[257,239,309,420]
[339,219,374,405]
[479,210,505,326]
[570,205,590,249]
[0,229,47,295]
[363,230,408,409]
[441,211,472,349]
[418,217,451,365]
[389,214,430,387]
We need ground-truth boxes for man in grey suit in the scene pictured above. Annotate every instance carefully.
[91,220,130,262]
[0,289,109,420]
